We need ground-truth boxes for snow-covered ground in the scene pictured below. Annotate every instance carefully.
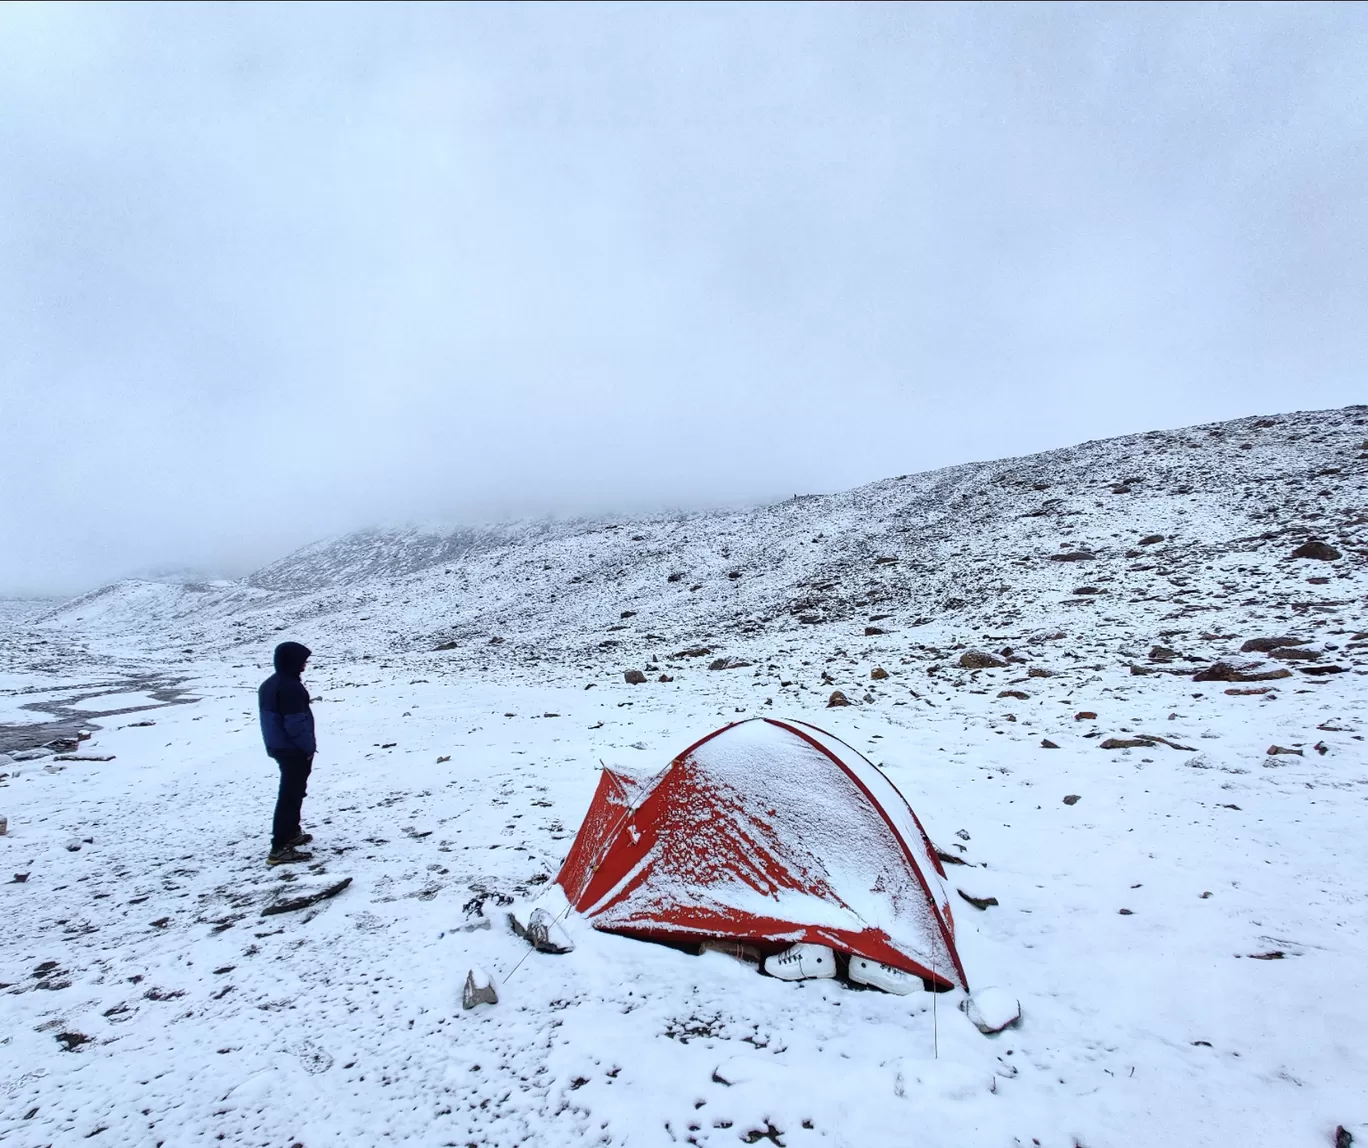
[2,406,1365,1146]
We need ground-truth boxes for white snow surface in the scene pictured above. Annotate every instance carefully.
[2,405,1367,1146]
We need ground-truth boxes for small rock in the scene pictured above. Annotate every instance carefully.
[1193,662,1292,683]
[960,987,1021,1034]
[1265,745,1304,757]
[1240,637,1307,653]
[1062,794,1081,805]
[1149,645,1179,661]
[998,689,1029,700]
[624,669,647,685]
[658,674,674,683]
[870,667,889,680]
[1027,667,1054,678]
[1335,1125,1353,1148]
[865,626,887,636]
[1101,737,1152,749]
[1049,551,1095,562]
[667,572,684,583]
[1139,534,1164,546]
[1118,908,1133,916]
[957,889,999,910]
[619,610,637,619]
[1290,540,1341,561]
[1040,738,1059,749]
[1268,647,1320,662]
[436,755,451,764]
[463,967,498,1009]
[826,690,850,708]
[959,650,1007,670]
[1074,711,1097,721]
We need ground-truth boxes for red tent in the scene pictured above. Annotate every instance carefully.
[555,717,967,990]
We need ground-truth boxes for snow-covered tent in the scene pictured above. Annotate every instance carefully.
[556,717,968,990]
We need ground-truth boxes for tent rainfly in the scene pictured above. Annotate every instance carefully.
[555,717,968,990]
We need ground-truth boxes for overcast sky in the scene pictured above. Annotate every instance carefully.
[2,2,1366,596]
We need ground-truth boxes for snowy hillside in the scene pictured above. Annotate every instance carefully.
[1,405,1365,1148]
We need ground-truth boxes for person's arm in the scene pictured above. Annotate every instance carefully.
[279,680,317,756]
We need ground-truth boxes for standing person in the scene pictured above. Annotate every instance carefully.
[258,641,317,866]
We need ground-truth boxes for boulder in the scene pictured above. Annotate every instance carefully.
[624,669,647,685]
[1269,647,1319,662]
[1139,534,1165,546]
[865,626,887,636]
[1239,636,1307,653]
[1192,662,1293,683]
[826,690,850,708]
[1290,540,1341,561]
[870,666,889,680]
[959,650,1007,670]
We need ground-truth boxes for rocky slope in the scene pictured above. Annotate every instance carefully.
[16,405,1367,684]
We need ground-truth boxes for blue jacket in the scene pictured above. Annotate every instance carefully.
[258,641,316,756]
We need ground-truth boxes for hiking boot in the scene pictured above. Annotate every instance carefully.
[763,943,836,981]
[266,846,313,867]
[287,832,314,847]
[848,956,917,994]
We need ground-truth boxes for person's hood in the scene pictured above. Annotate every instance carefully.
[273,641,312,676]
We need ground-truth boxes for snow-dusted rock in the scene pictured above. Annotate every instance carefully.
[961,986,1022,1034]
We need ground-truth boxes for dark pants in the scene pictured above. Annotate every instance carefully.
[270,750,312,851]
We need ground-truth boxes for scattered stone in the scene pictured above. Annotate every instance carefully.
[55,1032,91,1052]
[261,878,353,917]
[624,669,647,685]
[1040,739,1059,749]
[1074,711,1097,721]
[1335,1125,1353,1148]
[672,647,712,659]
[1300,665,1346,676]
[1192,662,1292,683]
[1149,645,1179,661]
[1240,637,1308,653]
[957,890,999,910]
[708,657,752,671]
[1118,908,1134,916]
[1290,540,1341,561]
[488,636,504,645]
[1049,551,1095,562]
[658,674,674,683]
[12,873,29,883]
[463,967,498,1009]
[1247,950,1285,960]
[1266,745,1304,757]
[436,755,451,763]
[998,689,1029,700]
[667,572,684,583]
[1269,647,1320,662]
[1224,687,1273,696]
[960,987,1021,1034]
[959,650,1007,669]
[619,610,637,619]
[874,556,899,565]
[865,626,887,636]
[1062,794,1081,805]
[871,667,889,680]
[1139,534,1165,546]
[826,690,850,708]
[1027,667,1054,677]
[1101,738,1152,750]
[1072,586,1102,595]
